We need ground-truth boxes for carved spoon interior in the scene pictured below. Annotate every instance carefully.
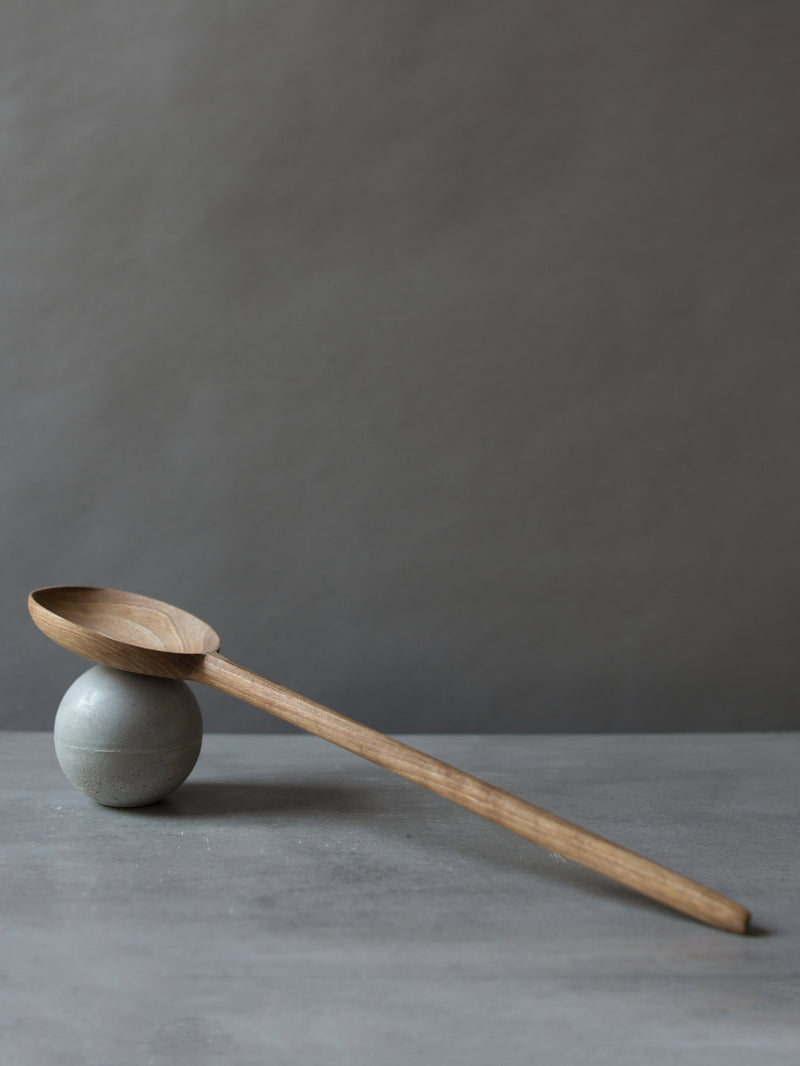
[29,585,750,934]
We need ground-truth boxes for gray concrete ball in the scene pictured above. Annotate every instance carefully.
[54,664,203,807]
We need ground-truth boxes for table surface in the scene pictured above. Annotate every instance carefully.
[2,732,798,1065]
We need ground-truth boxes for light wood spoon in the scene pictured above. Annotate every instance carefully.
[29,585,750,934]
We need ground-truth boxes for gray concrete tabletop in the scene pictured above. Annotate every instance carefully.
[2,732,798,1065]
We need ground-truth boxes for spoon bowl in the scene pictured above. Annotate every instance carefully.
[28,584,750,934]
[29,586,220,678]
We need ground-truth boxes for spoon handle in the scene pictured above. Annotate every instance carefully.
[193,652,749,934]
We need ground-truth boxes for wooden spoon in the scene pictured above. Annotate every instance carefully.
[29,585,750,934]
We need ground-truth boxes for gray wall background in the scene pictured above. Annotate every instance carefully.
[2,2,798,734]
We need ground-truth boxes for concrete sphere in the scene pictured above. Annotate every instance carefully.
[54,665,203,807]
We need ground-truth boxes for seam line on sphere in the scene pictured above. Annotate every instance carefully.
[55,737,203,755]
